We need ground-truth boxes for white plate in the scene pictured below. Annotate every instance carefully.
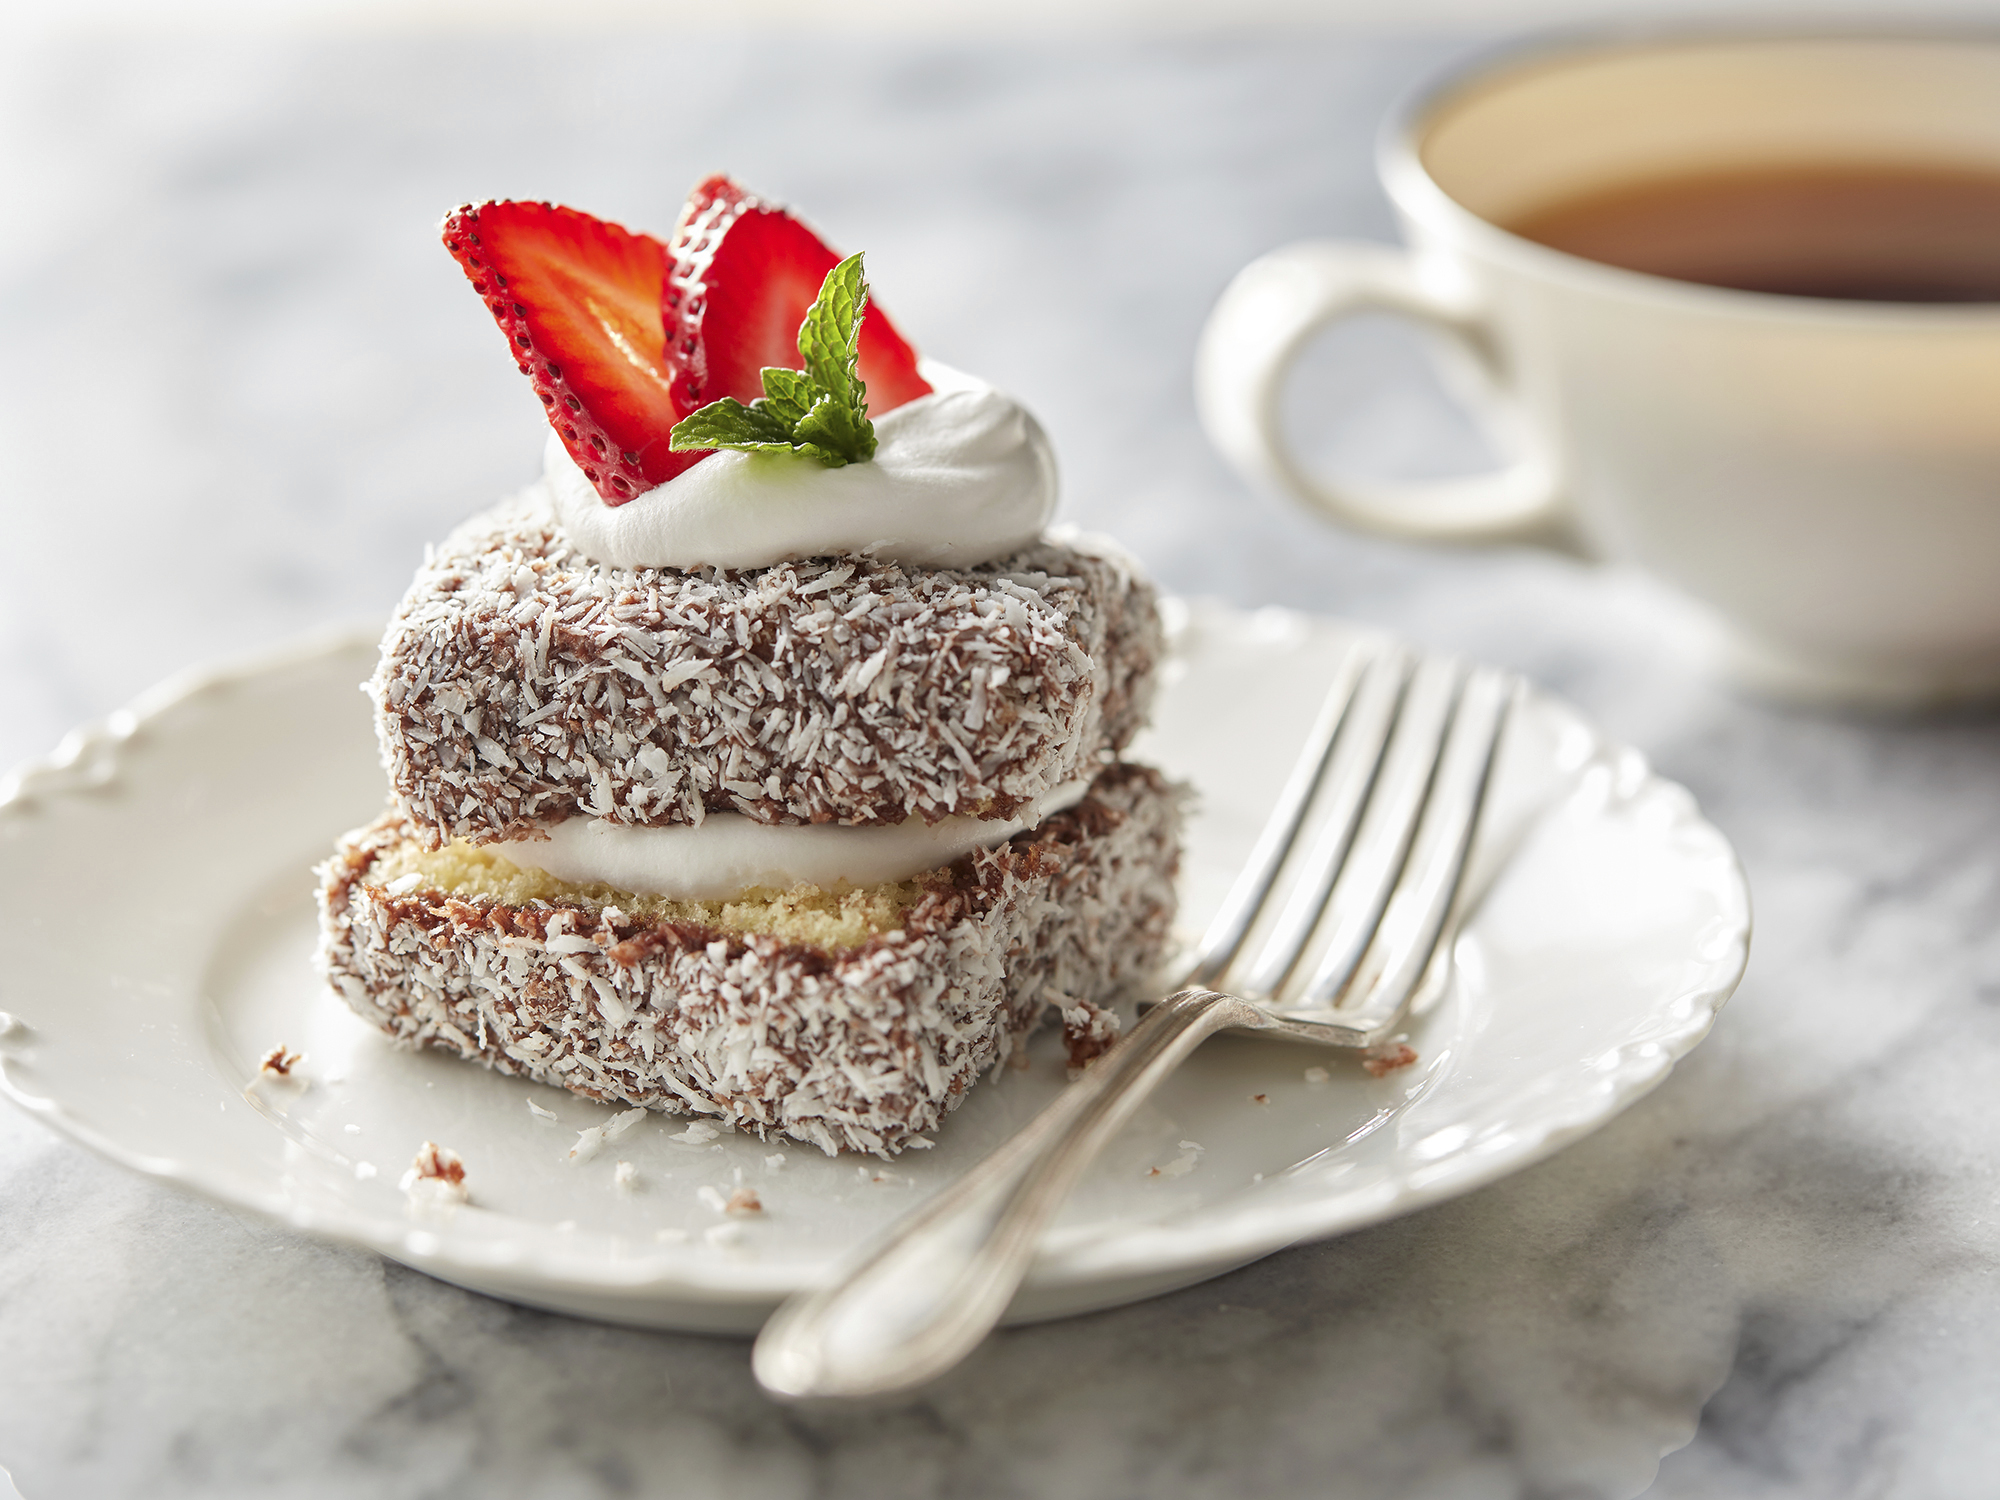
[0,602,1749,1334]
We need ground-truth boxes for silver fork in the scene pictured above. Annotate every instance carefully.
[753,637,1521,1402]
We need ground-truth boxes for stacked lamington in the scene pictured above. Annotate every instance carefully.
[316,502,1179,1156]
[313,181,1182,1156]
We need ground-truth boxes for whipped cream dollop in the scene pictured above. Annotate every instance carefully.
[544,361,1057,571]
[492,781,1091,902]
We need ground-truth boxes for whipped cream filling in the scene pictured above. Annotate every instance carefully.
[492,781,1092,902]
[545,361,1057,571]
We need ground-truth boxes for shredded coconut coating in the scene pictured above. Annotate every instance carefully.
[372,489,1163,849]
[315,764,1184,1158]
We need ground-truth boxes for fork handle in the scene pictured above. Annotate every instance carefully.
[753,987,1265,1401]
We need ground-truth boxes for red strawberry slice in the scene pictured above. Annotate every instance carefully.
[443,201,702,503]
[664,175,933,416]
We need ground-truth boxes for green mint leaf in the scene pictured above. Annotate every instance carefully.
[759,365,817,428]
[793,392,874,466]
[669,398,794,452]
[797,253,870,433]
[668,252,883,469]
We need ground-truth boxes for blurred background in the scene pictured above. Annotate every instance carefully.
[1,0,1994,778]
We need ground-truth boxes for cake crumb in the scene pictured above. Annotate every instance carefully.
[257,1046,305,1082]
[1304,1066,1330,1084]
[905,1137,935,1150]
[1250,1093,1270,1105]
[613,1160,639,1193]
[763,1152,787,1173]
[675,1121,721,1145]
[1060,997,1120,1072]
[399,1141,468,1206]
[343,1123,362,1135]
[1362,1043,1420,1078]
[354,1161,377,1181]
[698,1184,763,1216]
[527,1100,558,1121]
[1150,1140,1205,1180]
[705,1221,746,1248]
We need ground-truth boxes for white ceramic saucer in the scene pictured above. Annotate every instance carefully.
[0,602,1749,1334]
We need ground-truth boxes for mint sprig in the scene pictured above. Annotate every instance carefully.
[669,253,879,467]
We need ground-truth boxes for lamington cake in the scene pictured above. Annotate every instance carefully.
[315,175,1181,1157]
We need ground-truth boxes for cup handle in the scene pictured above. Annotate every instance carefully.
[1196,240,1573,550]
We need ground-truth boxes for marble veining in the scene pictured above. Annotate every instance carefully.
[2,27,1997,1500]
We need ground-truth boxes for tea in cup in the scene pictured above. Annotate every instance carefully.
[1197,33,2000,703]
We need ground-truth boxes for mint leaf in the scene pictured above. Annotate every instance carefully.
[669,252,883,468]
[794,391,874,466]
[798,253,869,429]
[669,398,795,453]
[759,365,817,428]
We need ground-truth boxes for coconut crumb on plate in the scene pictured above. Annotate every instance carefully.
[1060,997,1119,1073]
[1148,1140,1205,1180]
[400,1141,468,1206]
[1362,1043,1420,1078]
[568,1106,647,1161]
[256,1045,305,1081]
[697,1185,763,1216]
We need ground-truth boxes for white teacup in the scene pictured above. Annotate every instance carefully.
[1196,33,2000,704]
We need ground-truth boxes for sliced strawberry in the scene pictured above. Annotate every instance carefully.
[664,174,933,416]
[443,201,701,503]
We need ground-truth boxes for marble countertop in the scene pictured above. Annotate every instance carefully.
[3,26,1997,1500]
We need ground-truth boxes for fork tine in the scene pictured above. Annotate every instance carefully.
[1297,665,1517,1029]
[1276,653,1464,1012]
[1184,636,1381,988]
[1230,647,1411,999]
